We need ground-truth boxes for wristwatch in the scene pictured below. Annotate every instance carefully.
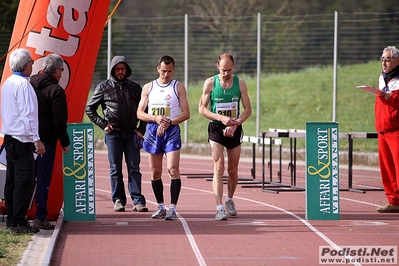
[169,119,172,125]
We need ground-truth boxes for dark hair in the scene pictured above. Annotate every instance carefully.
[218,53,234,65]
[157,55,175,67]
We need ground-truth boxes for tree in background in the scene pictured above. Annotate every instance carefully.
[2,0,397,82]
[0,0,19,73]
[0,0,18,30]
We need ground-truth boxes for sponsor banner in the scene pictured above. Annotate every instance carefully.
[319,246,397,264]
[63,123,95,221]
[306,122,339,220]
[0,0,111,219]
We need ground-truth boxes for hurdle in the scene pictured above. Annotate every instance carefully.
[183,135,276,184]
[240,135,282,187]
[261,129,351,193]
[212,135,282,185]
[347,132,383,193]
[286,129,306,187]
[260,129,306,193]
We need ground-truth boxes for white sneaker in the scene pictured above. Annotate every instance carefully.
[215,208,227,221]
[225,199,237,216]
[113,199,125,212]
[165,208,177,220]
[151,206,167,218]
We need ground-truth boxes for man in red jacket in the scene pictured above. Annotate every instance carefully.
[374,46,399,213]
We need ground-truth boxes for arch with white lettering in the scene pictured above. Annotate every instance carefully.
[0,0,111,220]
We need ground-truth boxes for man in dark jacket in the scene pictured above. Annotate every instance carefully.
[30,53,70,229]
[85,56,148,212]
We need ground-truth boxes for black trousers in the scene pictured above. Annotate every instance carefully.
[4,135,36,227]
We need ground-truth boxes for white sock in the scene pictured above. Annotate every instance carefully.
[159,204,165,209]
[226,197,232,202]
[169,204,176,210]
[216,205,224,211]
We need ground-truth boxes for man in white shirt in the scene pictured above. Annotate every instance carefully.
[1,48,45,234]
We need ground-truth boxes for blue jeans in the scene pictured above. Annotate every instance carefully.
[105,131,146,206]
[35,142,56,221]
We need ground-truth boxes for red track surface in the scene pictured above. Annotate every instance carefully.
[51,150,399,266]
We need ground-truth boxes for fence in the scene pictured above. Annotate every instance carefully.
[96,12,399,142]
[0,12,398,91]
[0,11,398,143]
[93,12,399,86]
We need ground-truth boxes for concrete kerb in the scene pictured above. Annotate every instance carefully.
[0,211,62,266]
[42,210,64,266]
[16,210,63,266]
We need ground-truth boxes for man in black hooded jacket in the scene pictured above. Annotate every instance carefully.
[30,53,70,230]
[85,56,148,212]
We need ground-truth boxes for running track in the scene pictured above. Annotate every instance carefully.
[51,150,399,266]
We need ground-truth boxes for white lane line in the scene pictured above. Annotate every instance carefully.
[179,186,362,266]
[176,213,207,266]
[96,186,376,266]
[96,188,207,266]
[340,197,380,207]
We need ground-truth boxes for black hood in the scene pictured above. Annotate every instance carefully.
[110,56,132,79]
[30,72,58,91]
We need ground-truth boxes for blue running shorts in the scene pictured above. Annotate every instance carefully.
[143,123,182,154]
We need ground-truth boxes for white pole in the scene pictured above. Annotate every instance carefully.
[184,14,188,143]
[256,13,261,136]
[332,11,338,122]
[107,18,112,80]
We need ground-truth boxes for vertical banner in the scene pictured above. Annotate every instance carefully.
[0,0,111,219]
[306,122,340,220]
[63,123,95,221]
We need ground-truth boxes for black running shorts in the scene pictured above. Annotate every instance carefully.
[208,122,243,149]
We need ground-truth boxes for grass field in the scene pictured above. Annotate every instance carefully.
[85,61,381,152]
[1,61,382,264]
[0,227,31,266]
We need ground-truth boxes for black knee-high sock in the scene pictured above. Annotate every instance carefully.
[170,179,181,205]
[151,179,164,204]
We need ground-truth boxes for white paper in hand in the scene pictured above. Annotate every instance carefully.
[357,85,385,96]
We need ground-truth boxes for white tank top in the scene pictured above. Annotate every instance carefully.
[147,79,180,119]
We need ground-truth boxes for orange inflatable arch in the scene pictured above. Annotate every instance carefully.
[0,0,111,220]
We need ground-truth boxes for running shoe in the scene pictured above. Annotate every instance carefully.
[165,208,177,221]
[225,199,237,216]
[151,207,167,219]
[215,208,228,221]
